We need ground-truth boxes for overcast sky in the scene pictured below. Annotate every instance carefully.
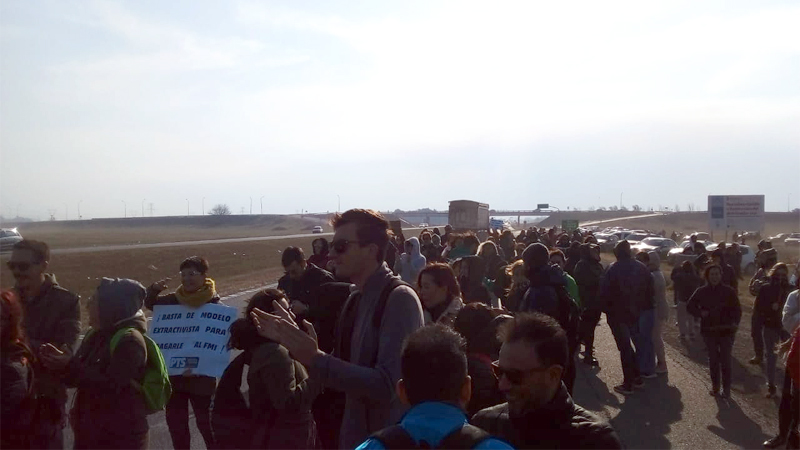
[2,0,798,220]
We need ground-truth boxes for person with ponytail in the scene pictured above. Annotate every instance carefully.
[228,289,319,448]
[1,289,36,449]
[144,256,219,450]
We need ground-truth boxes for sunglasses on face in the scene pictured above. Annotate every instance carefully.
[330,239,362,254]
[492,361,550,385]
[7,261,32,272]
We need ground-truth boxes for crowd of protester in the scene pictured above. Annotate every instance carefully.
[2,209,798,449]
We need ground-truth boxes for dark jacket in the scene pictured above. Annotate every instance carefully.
[278,263,336,306]
[144,289,220,396]
[687,284,742,336]
[720,262,738,291]
[465,354,504,417]
[303,282,352,354]
[599,257,654,324]
[671,267,703,303]
[420,243,444,264]
[248,342,320,449]
[573,254,604,311]
[66,315,149,450]
[520,265,565,319]
[1,344,35,450]
[753,278,792,329]
[471,383,622,449]
[19,274,81,402]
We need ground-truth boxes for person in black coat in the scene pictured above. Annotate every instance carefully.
[472,313,621,449]
[687,265,742,398]
[574,243,604,366]
[278,246,336,315]
[751,263,792,397]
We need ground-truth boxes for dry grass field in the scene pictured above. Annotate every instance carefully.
[6,214,331,248]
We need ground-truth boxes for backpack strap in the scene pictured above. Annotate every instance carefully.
[109,327,136,353]
[438,424,492,449]
[370,425,419,449]
[373,278,412,330]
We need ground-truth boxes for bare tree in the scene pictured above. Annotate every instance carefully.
[632,204,642,212]
[674,204,681,212]
[687,203,695,212]
[209,204,232,215]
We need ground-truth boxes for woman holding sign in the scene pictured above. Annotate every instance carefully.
[145,256,219,450]
[226,289,319,448]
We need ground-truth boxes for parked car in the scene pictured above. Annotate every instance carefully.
[624,233,652,245]
[595,233,620,252]
[631,238,678,259]
[785,233,800,246]
[769,233,788,241]
[667,240,713,265]
[0,228,23,251]
[312,226,323,234]
[418,223,429,228]
[706,243,757,276]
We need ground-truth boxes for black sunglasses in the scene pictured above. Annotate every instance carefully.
[7,261,32,271]
[491,361,550,385]
[330,239,362,254]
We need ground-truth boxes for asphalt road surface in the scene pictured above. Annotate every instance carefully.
[66,281,776,449]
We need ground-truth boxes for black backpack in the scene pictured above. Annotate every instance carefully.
[554,284,581,353]
[371,424,492,449]
[212,352,273,449]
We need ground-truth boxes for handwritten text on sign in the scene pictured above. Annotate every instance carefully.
[149,303,237,377]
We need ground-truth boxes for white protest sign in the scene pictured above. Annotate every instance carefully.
[149,303,237,378]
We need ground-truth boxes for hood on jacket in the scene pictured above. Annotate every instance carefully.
[312,238,329,256]
[405,237,423,257]
[614,240,632,260]
[647,251,661,271]
[530,264,568,288]
[96,277,146,330]
[579,243,600,261]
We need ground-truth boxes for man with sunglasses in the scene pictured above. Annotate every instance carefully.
[251,209,425,449]
[8,239,81,449]
[471,313,621,449]
[277,246,335,316]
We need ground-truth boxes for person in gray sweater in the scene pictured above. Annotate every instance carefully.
[252,209,425,449]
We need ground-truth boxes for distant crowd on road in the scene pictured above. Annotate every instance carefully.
[2,209,798,449]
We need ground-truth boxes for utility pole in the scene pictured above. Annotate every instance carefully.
[149,203,154,217]
[186,199,190,216]
[141,199,146,217]
[620,192,623,209]
[78,200,82,219]
[202,197,206,215]
[250,197,253,215]
[260,196,264,214]
[122,200,126,218]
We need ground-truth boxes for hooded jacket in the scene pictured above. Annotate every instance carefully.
[647,252,669,321]
[66,278,149,449]
[307,238,331,270]
[574,246,604,311]
[396,237,427,284]
[687,282,742,336]
[520,264,574,337]
[18,273,81,401]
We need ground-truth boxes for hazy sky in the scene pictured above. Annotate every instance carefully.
[2,1,798,220]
